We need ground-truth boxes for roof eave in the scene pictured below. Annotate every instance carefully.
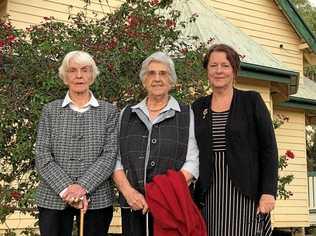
[278,98,316,112]
[239,62,299,95]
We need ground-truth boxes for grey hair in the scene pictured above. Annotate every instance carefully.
[139,51,177,85]
[58,51,100,83]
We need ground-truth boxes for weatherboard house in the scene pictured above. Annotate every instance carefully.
[1,0,316,235]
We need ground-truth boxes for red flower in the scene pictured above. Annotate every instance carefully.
[166,19,176,28]
[149,0,160,6]
[285,150,295,159]
[43,16,50,21]
[107,37,118,49]
[180,48,188,54]
[107,63,113,71]
[0,40,5,48]
[11,191,22,200]
[127,15,139,28]
[6,35,16,42]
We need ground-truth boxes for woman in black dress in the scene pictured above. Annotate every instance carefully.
[192,44,278,236]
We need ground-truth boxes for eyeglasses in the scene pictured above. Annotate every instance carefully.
[146,70,170,78]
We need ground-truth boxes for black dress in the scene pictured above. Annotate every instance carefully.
[203,110,272,236]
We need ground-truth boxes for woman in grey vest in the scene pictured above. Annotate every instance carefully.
[113,51,199,236]
[35,51,119,236]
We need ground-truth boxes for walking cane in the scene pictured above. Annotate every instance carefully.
[80,208,84,236]
[77,197,85,236]
[71,197,85,236]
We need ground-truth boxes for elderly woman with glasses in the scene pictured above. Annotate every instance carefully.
[113,51,199,236]
[35,51,119,236]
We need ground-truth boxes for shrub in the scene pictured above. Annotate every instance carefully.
[0,0,208,225]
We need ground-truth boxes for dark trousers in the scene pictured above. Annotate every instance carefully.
[38,206,113,236]
[121,208,153,236]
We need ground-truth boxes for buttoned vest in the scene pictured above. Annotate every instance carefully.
[119,104,190,206]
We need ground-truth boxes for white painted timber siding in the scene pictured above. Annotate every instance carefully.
[5,0,123,29]
[0,208,122,234]
[0,0,7,17]
[236,78,272,114]
[204,0,304,76]
[273,107,309,228]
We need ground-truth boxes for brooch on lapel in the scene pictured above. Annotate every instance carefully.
[202,108,208,119]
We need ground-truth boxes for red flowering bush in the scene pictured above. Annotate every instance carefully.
[278,150,295,199]
[0,0,209,227]
[274,115,295,200]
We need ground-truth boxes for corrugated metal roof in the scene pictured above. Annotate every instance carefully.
[291,77,316,101]
[173,0,289,71]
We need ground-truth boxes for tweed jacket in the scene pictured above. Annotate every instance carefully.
[192,89,278,206]
[35,99,119,210]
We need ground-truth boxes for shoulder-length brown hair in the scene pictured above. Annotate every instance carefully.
[203,43,241,79]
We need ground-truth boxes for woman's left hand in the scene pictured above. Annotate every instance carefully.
[62,184,87,204]
[180,169,193,185]
[257,194,275,214]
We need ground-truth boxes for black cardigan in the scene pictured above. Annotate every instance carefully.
[192,89,278,206]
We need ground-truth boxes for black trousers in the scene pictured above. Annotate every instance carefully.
[121,208,153,236]
[38,206,113,236]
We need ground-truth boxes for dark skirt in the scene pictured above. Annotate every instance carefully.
[203,151,272,236]
[121,208,153,236]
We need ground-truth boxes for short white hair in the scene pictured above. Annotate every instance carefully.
[139,51,177,85]
[58,51,100,83]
